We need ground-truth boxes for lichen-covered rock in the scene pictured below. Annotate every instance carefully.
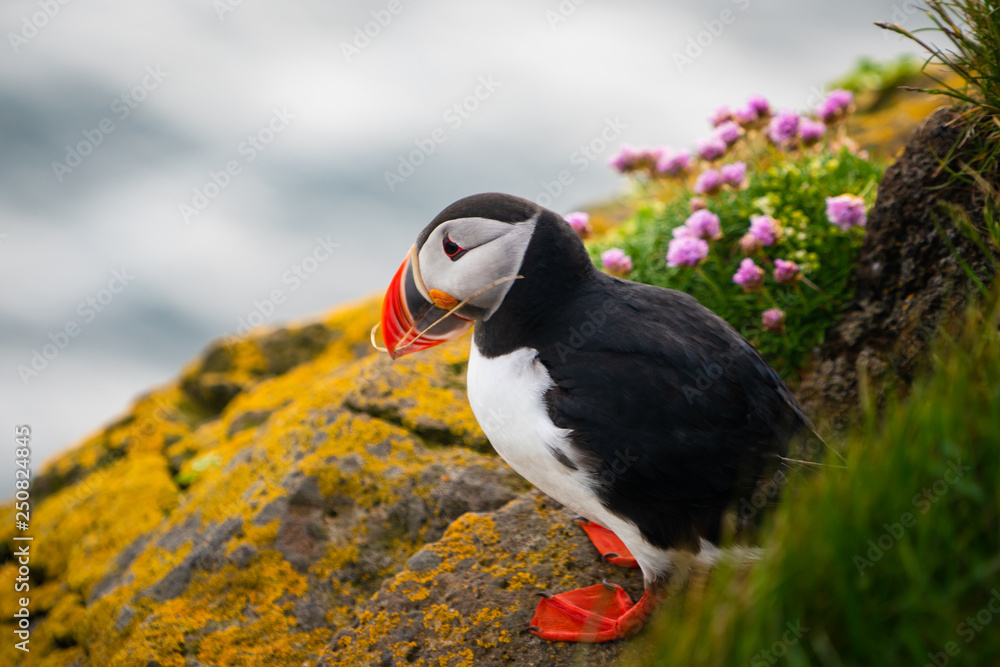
[0,297,530,667]
[321,493,646,667]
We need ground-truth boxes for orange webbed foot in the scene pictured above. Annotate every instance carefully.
[529,583,656,642]
[576,518,639,568]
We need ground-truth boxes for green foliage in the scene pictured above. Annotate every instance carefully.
[592,147,882,380]
[880,2,1000,298]
[829,54,924,107]
[622,293,1000,666]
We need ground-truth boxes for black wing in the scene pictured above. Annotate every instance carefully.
[535,276,805,550]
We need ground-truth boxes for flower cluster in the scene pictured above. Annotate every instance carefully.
[666,236,709,268]
[608,145,694,177]
[601,87,878,360]
[607,145,663,173]
[825,194,867,230]
[601,248,634,277]
[816,89,853,123]
[564,211,593,238]
[733,258,765,291]
[612,91,857,200]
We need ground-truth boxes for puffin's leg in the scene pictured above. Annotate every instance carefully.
[575,518,639,568]
[529,582,661,643]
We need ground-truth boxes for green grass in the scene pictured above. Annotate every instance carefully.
[619,293,1000,666]
[878,1,1000,182]
[592,148,883,380]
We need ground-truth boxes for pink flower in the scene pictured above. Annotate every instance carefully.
[564,211,593,238]
[739,232,761,255]
[762,308,786,333]
[694,169,724,195]
[608,145,663,173]
[798,118,826,145]
[749,215,779,246]
[709,105,732,127]
[689,197,708,212]
[816,89,853,123]
[773,258,801,285]
[767,110,801,146]
[714,121,741,146]
[666,236,709,268]
[601,248,633,276]
[747,95,771,118]
[696,136,728,161]
[720,162,747,188]
[684,209,722,240]
[733,104,758,127]
[671,225,694,239]
[826,194,867,230]
[608,144,639,172]
[733,258,765,291]
[655,148,692,175]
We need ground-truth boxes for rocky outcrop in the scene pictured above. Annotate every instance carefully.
[0,295,645,667]
[798,107,997,424]
[321,494,643,667]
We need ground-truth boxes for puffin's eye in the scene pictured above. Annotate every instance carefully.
[443,234,465,260]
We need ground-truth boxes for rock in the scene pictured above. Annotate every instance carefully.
[0,302,533,666]
[321,493,644,666]
[798,107,997,423]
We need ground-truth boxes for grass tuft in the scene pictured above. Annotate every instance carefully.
[625,290,1000,666]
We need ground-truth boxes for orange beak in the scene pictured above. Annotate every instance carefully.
[380,246,473,360]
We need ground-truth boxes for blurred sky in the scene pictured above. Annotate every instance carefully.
[1,0,927,496]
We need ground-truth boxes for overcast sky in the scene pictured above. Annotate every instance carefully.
[0,0,928,496]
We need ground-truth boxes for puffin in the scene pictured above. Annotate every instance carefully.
[378,192,806,642]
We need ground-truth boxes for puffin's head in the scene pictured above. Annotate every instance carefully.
[380,193,550,359]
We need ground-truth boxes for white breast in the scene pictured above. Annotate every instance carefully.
[466,341,672,580]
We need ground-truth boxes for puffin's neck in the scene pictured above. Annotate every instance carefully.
[473,212,599,358]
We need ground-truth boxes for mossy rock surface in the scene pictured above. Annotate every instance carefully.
[0,297,539,667]
[321,493,645,667]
